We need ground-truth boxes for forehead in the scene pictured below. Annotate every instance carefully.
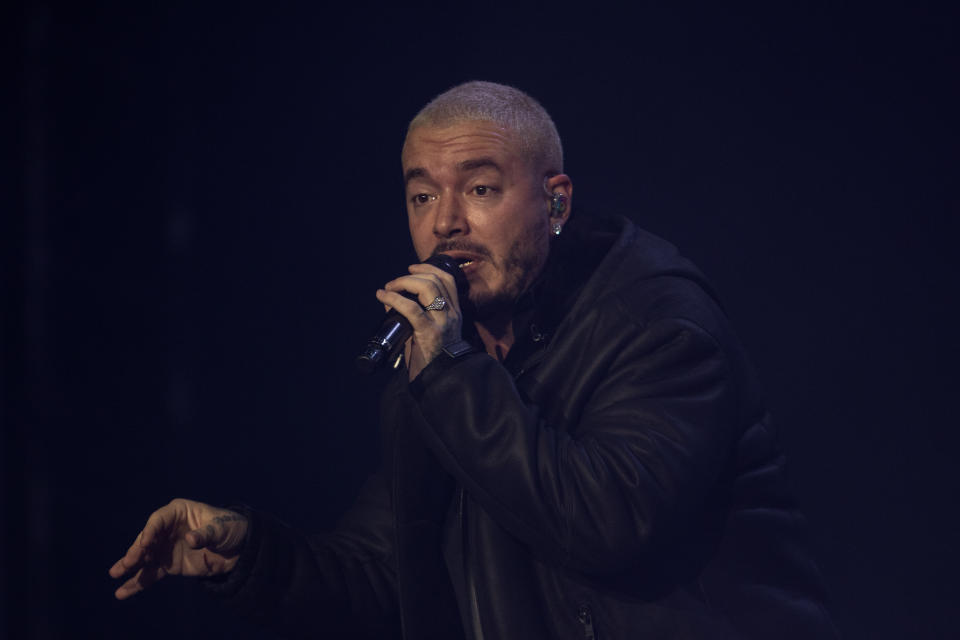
[401,121,525,173]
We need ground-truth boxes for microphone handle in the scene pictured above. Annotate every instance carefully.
[355,255,468,374]
[355,294,417,374]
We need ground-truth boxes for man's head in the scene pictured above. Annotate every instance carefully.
[401,81,572,319]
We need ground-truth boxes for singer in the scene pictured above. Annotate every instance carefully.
[110,82,838,639]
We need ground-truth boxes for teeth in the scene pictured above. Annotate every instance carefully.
[459,260,474,268]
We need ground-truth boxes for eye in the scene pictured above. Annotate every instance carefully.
[473,185,492,196]
[412,193,436,205]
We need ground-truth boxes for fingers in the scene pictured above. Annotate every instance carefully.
[406,263,460,308]
[109,524,169,580]
[108,532,144,579]
[185,528,207,549]
[376,288,430,326]
[382,277,447,311]
[384,265,459,310]
[109,530,169,600]
[183,520,227,550]
[186,511,248,554]
[110,501,246,600]
[377,264,465,354]
[109,502,177,574]
[109,501,184,587]
[114,564,167,600]
[379,278,455,328]
[139,504,175,548]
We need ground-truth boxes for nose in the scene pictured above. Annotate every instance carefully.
[432,192,468,239]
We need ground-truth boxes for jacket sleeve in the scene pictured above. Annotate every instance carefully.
[204,469,401,640]
[407,308,743,576]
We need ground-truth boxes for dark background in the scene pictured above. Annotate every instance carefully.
[4,1,958,638]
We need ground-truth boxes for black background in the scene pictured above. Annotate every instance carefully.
[4,1,958,638]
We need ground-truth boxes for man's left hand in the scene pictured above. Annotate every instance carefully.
[376,262,464,380]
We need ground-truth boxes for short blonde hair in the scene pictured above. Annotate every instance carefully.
[407,81,563,176]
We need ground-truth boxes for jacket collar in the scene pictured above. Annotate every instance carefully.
[501,212,720,374]
[501,212,619,371]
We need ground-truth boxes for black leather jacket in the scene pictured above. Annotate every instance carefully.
[211,215,838,639]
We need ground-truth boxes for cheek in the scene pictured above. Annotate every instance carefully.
[408,219,431,260]
[518,210,551,248]
[525,217,552,267]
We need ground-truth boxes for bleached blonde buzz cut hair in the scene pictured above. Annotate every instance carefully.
[407,80,563,176]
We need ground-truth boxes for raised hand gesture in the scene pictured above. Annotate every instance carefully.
[109,499,248,600]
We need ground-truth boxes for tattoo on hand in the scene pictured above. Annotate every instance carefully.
[213,514,245,525]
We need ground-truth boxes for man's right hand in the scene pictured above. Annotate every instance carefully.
[109,498,248,600]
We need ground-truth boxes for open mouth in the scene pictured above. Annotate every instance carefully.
[458,260,475,269]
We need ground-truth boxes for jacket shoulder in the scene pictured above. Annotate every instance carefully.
[567,217,733,347]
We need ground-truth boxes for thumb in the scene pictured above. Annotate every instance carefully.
[184,527,214,549]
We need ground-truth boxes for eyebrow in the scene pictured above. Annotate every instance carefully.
[404,157,504,186]
[404,167,428,185]
[457,157,503,174]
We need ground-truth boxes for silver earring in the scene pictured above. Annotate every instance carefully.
[551,223,562,236]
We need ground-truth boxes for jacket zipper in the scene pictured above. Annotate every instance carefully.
[577,604,597,640]
[461,487,484,639]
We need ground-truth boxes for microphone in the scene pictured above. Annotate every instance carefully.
[355,254,469,374]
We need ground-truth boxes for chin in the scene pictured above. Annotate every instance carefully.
[464,290,495,317]
[468,286,523,321]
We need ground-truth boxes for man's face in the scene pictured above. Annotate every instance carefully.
[401,121,554,317]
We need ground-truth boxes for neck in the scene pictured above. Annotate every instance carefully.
[474,312,515,362]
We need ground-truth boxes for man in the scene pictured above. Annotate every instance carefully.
[110,81,838,639]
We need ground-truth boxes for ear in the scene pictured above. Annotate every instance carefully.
[544,173,573,229]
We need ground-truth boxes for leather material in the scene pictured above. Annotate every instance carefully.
[214,215,838,639]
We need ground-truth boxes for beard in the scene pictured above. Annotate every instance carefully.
[428,214,551,322]
[469,224,549,321]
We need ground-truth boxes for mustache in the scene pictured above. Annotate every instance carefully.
[430,239,493,263]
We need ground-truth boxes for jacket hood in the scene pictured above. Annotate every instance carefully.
[575,214,722,310]
[517,213,723,344]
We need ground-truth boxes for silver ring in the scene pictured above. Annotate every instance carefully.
[424,296,448,311]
